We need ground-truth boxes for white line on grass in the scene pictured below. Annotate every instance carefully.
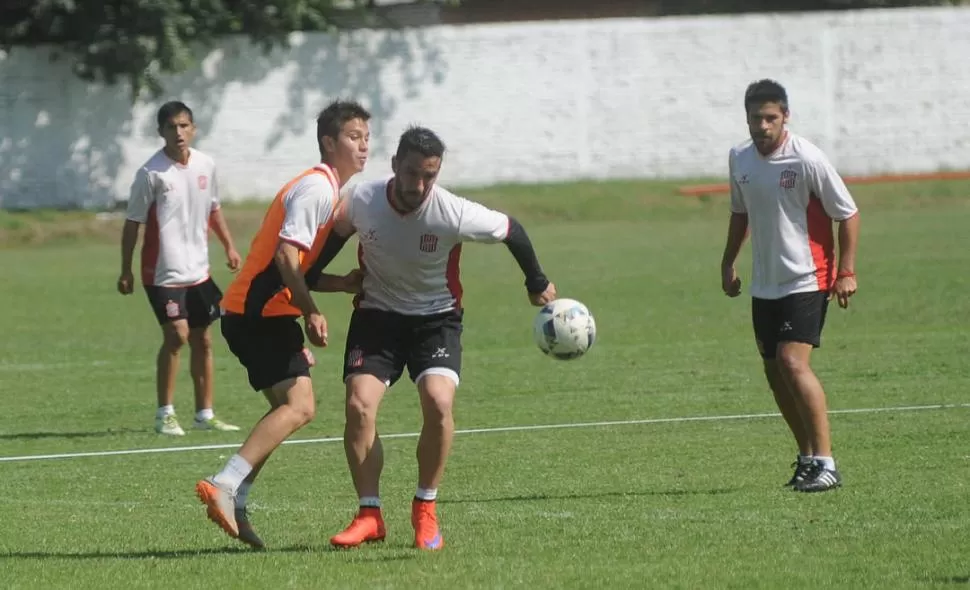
[0,360,114,372]
[1,402,967,464]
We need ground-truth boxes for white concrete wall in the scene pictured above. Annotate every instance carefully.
[1,6,968,209]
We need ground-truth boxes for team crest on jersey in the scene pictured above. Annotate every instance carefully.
[347,346,364,368]
[165,299,180,318]
[419,233,439,253]
[198,175,208,190]
[779,169,798,189]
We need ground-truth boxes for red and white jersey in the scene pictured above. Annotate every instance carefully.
[345,178,510,315]
[729,132,858,300]
[126,148,220,287]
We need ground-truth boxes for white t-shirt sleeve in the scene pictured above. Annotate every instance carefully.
[279,175,334,250]
[728,150,747,214]
[457,198,510,243]
[126,168,155,223]
[806,151,858,221]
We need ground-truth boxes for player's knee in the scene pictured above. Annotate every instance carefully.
[419,379,455,422]
[188,327,212,349]
[292,401,316,426]
[776,347,810,375]
[287,390,316,426]
[423,395,453,423]
[162,323,190,350]
[345,392,378,427]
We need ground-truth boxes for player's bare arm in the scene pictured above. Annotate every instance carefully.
[274,241,328,347]
[832,213,860,308]
[305,197,360,293]
[118,219,141,295]
[720,212,749,297]
[502,216,556,306]
[209,208,242,271]
[312,269,363,294]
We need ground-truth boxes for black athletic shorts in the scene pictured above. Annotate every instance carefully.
[145,278,222,329]
[221,313,314,391]
[751,291,829,360]
[342,308,463,387]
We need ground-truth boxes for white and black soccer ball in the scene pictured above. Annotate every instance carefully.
[533,298,596,361]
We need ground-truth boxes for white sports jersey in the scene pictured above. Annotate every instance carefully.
[278,168,339,251]
[729,132,858,300]
[346,178,510,315]
[126,148,219,287]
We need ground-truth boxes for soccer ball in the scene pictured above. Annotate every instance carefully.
[533,298,596,360]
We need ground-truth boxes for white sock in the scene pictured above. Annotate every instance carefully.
[196,408,214,422]
[156,405,175,419]
[415,487,438,501]
[798,454,814,465]
[814,456,836,470]
[236,481,252,508]
[212,454,253,494]
[359,496,381,508]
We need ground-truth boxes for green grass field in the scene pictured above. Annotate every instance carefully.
[1,178,969,589]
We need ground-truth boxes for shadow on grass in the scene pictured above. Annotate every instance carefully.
[0,429,144,441]
[0,544,418,561]
[925,577,970,585]
[440,488,739,504]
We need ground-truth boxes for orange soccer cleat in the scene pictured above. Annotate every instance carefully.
[330,507,386,548]
[411,499,444,551]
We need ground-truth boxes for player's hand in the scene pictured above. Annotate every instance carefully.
[721,265,742,297]
[529,282,557,307]
[304,312,328,347]
[226,248,242,272]
[117,271,134,295]
[830,275,857,309]
[341,269,364,294]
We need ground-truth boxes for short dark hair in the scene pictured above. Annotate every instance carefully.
[744,79,789,113]
[395,125,446,161]
[316,100,371,157]
[156,101,193,129]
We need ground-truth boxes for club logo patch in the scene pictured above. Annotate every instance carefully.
[165,300,180,318]
[779,169,798,189]
[347,346,364,368]
[419,233,439,253]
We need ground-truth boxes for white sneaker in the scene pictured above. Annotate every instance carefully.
[195,477,239,538]
[155,414,186,436]
[194,417,241,432]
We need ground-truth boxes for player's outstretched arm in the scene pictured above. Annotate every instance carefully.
[313,269,363,294]
[305,231,354,292]
[502,217,556,306]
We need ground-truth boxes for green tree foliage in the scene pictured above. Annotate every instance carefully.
[0,0,393,99]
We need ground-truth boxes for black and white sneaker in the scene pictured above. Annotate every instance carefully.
[785,459,814,488]
[794,461,842,492]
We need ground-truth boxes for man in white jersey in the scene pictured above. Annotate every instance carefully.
[309,126,557,550]
[720,79,860,493]
[118,101,242,436]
